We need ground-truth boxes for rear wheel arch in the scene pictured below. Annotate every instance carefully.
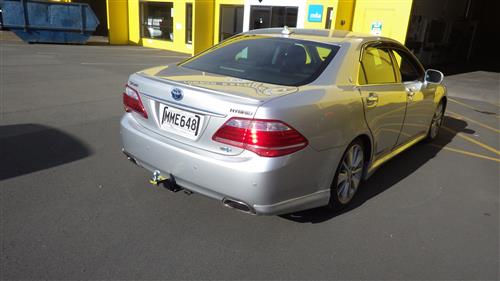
[332,134,372,184]
[328,136,369,210]
[355,134,372,175]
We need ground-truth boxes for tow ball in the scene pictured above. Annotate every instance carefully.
[149,170,182,192]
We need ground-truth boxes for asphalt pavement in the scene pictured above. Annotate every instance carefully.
[1,33,499,280]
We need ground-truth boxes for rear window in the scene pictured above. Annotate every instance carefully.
[180,35,340,86]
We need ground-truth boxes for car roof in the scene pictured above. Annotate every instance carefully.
[242,28,401,46]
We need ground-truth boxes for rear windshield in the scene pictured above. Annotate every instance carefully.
[180,35,340,86]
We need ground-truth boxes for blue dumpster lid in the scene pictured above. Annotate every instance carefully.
[1,0,100,32]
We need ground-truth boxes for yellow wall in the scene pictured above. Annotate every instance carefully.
[107,0,415,53]
[303,0,339,29]
[128,0,213,55]
[335,0,355,30]
[107,0,129,44]
[128,0,140,44]
[193,0,215,54]
[351,0,413,43]
[213,0,244,44]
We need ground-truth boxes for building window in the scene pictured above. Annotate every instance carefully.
[140,1,174,41]
[219,5,244,41]
[185,3,193,44]
[250,6,298,30]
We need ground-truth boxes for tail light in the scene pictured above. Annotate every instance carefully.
[123,85,148,119]
[212,117,308,157]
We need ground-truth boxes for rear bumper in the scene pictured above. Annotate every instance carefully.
[120,114,340,215]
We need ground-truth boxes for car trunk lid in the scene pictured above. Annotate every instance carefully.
[127,65,298,156]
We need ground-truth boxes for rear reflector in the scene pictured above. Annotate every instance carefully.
[123,85,148,119]
[212,117,308,157]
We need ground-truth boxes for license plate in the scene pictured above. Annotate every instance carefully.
[159,104,204,140]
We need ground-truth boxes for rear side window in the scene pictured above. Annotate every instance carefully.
[391,49,424,82]
[316,46,333,61]
[180,35,340,86]
[358,47,397,85]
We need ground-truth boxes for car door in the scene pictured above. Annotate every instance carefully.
[390,48,435,144]
[357,45,407,157]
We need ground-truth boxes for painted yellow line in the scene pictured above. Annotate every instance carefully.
[427,144,500,163]
[449,98,482,111]
[442,126,500,156]
[81,62,157,66]
[447,110,500,134]
[448,98,500,118]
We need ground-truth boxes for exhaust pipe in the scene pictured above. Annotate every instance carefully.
[222,198,255,215]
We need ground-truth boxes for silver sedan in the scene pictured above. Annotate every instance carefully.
[120,28,446,215]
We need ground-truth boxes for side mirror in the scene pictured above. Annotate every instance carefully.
[425,69,444,84]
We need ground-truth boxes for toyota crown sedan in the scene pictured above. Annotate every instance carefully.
[120,28,446,215]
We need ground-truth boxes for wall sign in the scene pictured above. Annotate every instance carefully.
[308,5,323,23]
[370,20,383,36]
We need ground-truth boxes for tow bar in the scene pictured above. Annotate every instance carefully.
[149,170,183,192]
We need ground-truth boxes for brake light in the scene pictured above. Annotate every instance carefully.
[212,117,308,157]
[123,85,148,119]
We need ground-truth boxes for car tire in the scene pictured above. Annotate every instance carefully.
[425,100,445,141]
[328,139,365,211]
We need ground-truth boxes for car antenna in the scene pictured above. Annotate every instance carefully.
[281,26,293,37]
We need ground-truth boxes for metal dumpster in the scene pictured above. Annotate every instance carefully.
[0,0,99,44]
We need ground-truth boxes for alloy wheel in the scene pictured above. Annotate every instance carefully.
[336,144,364,205]
[430,103,444,139]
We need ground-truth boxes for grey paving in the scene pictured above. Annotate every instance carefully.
[1,33,499,280]
[445,71,500,105]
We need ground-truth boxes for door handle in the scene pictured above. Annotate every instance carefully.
[406,88,416,101]
[366,92,378,106]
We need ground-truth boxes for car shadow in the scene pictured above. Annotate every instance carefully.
[280,115,471,224]
[0,124,92,181]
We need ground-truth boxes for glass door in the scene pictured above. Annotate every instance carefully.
[219,5,244,41]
